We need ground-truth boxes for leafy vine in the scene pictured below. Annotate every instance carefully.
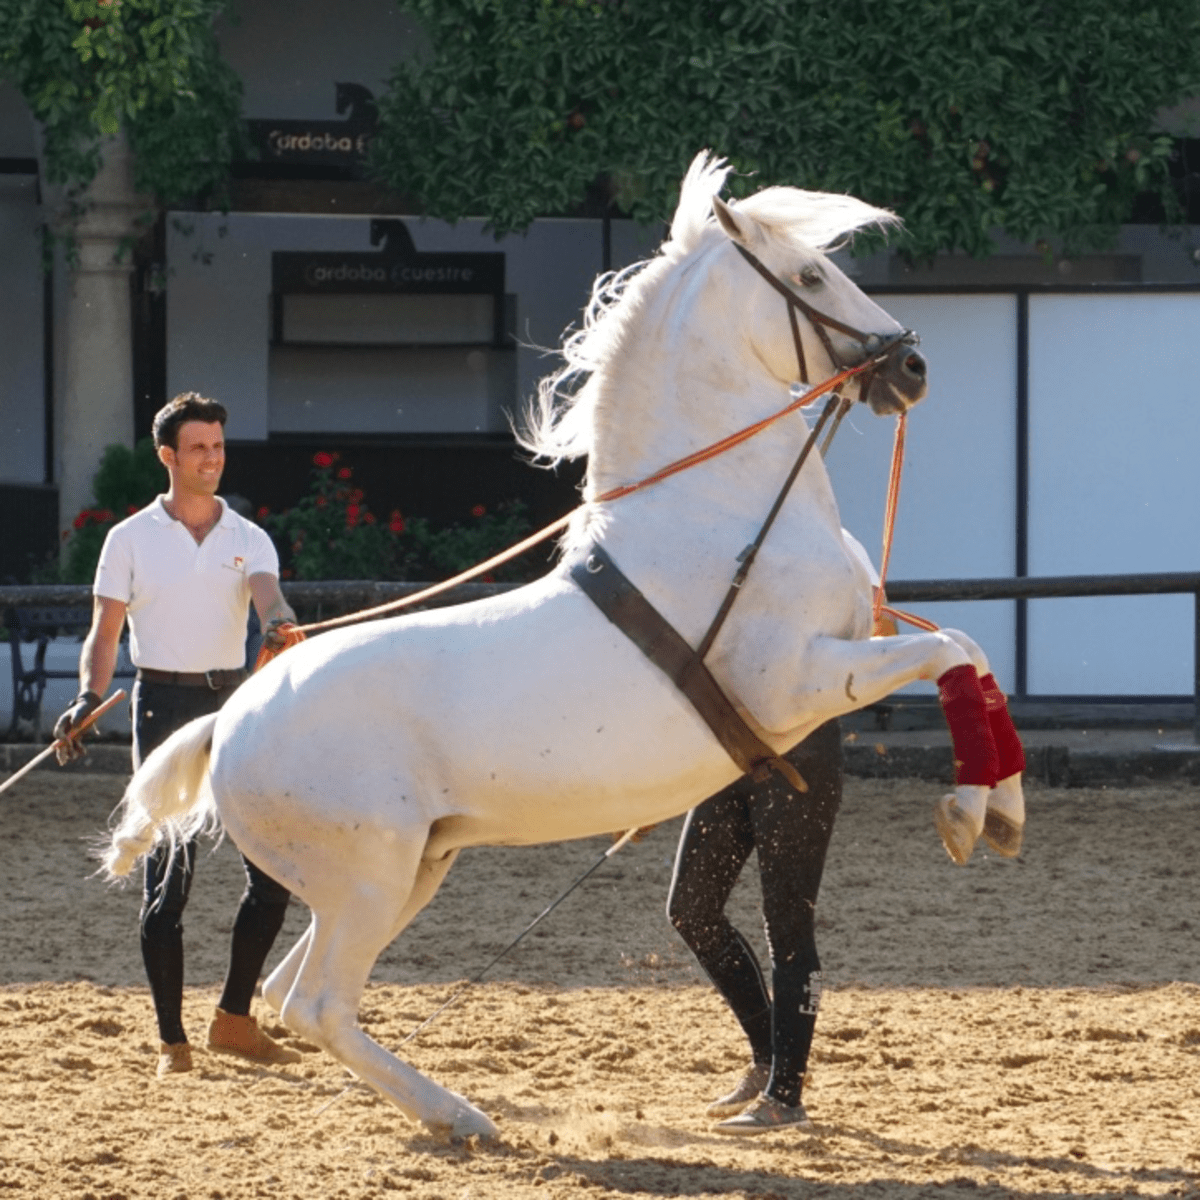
[370,0,1200,257]
[0,0,244,207]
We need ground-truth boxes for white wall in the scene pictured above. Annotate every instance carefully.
[1026,293,1200,695]
[165,212,662,438]
[829,292,1020,692]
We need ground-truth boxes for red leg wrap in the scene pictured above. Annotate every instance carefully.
[937,664,999,787]
[979,672,1025,779]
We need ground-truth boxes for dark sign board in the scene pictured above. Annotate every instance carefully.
[273,220,504,296]
[247,83,377,169]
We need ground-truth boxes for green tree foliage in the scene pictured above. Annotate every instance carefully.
[0,0,244,204]
[371,0,1200,256]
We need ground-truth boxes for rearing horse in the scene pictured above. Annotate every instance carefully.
[103,153,1023,1140]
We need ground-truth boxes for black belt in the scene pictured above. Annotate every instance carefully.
[136,667,248,690]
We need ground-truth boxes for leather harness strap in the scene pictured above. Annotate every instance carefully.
[571,541,807,794]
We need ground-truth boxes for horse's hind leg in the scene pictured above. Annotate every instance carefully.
[278,835,493,1140]
[261,923,312,1018]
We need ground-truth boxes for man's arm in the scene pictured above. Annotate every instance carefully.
[79,595,128,698]
[248,572,297,630]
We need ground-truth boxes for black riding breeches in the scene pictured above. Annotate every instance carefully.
[134,679,290,1045]
[666,718,842,1106]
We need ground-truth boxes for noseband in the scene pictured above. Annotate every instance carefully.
[732,243,919,398]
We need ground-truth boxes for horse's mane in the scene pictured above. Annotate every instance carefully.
[516,153,897,466]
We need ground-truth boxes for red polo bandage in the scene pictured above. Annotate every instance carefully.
[937,664,999,787]
[979,672,1025,780]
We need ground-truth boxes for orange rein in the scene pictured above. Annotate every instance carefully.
[267,360,872,648]
[257,358,937,670]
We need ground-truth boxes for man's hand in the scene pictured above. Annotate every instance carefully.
[263,618,301,652]
[255,619,306,672]
[53,690,103,765]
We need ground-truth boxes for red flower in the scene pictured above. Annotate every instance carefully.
[483,572,496,583]
[337,466,352,480]
[471,504,487,518]
[96,509,113,523]
[389,509,405,534]
[281,568,292,579]
[364,511,376,525]
[313,451,334,468]
[127,503,138,514]
[345,504,361,527]
[73,512,88,530]
[315,495,327,508]
[257,505,270,519]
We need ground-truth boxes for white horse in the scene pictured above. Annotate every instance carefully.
[103,153,1023,1140]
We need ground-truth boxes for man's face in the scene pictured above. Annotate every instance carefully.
[160,420,225,497]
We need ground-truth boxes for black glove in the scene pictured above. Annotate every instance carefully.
[53,690,103,765]
[263,618,297,651]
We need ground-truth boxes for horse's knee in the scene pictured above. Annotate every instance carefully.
[940,628,990,676]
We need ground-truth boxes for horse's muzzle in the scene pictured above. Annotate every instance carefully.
[865,339,928,414]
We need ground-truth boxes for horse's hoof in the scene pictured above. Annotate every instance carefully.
[982,810,1024,857]
[933,795,977,866]
[428,1103,500,1143]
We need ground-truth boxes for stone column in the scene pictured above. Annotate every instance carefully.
[51,133,147,533]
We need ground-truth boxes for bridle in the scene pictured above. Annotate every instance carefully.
[731,242,920,401]
[692,242,922,657]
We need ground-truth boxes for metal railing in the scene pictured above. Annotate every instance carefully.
[885,572,1200,742]
[6,572,1200,739]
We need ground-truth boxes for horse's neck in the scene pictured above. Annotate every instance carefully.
[588,407,848,647]
[577,248,853,640]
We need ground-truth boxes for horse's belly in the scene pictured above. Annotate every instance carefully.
[206,580,745,853]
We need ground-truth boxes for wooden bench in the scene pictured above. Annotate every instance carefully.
[4,606,134,740]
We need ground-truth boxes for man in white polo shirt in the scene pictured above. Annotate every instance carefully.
[54,392,302,1080]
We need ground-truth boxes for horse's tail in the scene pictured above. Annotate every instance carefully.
[102,712,220,879]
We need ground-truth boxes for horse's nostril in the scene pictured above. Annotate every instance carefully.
[904,353,926,378]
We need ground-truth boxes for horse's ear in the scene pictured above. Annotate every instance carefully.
[712,195,758,247]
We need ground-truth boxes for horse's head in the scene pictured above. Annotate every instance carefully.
[710,189,927,416]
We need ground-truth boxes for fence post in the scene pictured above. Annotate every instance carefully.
[1194,589,1200,745]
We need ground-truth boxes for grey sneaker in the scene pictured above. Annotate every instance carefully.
[716,1093,812,1135]
[705,1063,771,1118]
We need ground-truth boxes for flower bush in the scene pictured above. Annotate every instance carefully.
[261,452,542,583]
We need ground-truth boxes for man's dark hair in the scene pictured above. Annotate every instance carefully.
[152,392,228,450]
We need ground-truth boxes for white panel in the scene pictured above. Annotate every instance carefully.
[268,345,502,434]
[282,293,495,345]
[1027,293,1200,696]
[827,293,1019,694]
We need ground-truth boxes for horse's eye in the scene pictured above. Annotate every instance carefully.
[793,266,823,288]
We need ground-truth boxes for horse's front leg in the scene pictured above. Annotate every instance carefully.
[798,630,1024,864]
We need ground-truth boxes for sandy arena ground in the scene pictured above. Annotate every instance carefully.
[1,767,1198,1199]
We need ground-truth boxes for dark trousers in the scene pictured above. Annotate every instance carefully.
[134,679,290,1046]
[667,719,842,1106]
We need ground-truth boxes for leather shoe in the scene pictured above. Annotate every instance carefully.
[156,1041,193,1079]
[207,1007,300,1065]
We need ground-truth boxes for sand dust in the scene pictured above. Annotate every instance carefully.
[1,768,1198,1198]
